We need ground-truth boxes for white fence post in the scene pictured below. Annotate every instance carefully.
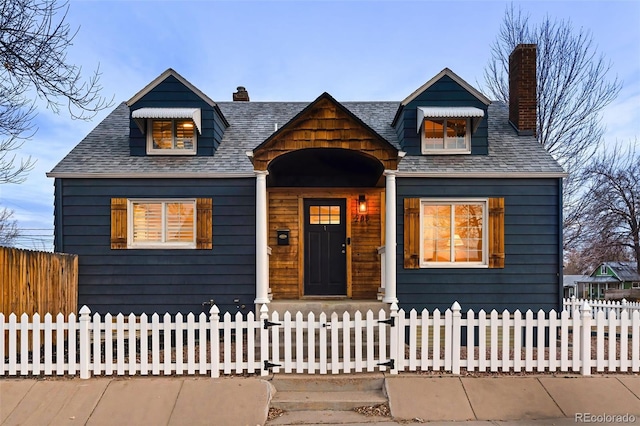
[79,305,91,379]
[259,304,269,377]
[451,302,461,375]
[389,302,399,374]
[210,305,220,378]
[581,301,592,376]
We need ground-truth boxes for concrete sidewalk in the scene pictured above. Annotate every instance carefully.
[1,374,639,425]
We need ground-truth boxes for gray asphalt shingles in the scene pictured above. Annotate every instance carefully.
[49,99,565,176]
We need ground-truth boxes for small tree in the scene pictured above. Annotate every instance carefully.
[1,0,112,183]
[483,5,621,250]
[582,142,640,273]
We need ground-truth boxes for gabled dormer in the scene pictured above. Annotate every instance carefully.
[126,69,228,156]
[392,68,491,155]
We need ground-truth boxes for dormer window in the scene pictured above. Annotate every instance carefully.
[417,107,484,155]
[150,119,196,152]
[131,108,201,155]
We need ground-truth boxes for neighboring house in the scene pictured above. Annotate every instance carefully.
[48,44,566,315]
[563,275,585,298]
[576,262,640,299]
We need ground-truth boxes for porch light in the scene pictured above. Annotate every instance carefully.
[358,195,367,213]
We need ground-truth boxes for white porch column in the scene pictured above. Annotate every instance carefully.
[383,170,398,304]
[255,170,270,305]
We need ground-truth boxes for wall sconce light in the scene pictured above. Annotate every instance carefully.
[358,195,367,213]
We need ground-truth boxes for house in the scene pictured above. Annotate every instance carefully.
[563,275,585,298]
[576,262,640,300]
[47,44,566,315]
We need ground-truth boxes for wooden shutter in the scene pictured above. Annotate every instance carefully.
[488,197,505,268]
[196,198,213,249]
[111,198,128,249]
[403,198,421,269]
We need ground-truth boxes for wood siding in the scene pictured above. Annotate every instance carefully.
[396,178,562,313]
[54,178,255,315]
[253,96,397,171]
[394,75,489,155]
[1,246,78,316]
[268,188,382,300]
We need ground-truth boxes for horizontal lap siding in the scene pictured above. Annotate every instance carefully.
[396,178,561,313]
[57,178,255,315]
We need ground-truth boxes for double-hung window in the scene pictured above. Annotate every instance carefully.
[404,197,504,269]
[420,199,487,267]
[128,200,196,248]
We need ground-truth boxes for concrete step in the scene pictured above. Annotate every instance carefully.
[266,300,390,318]
[269,373,388,412]
[266,409,391,425]
[270,373,385,392]
[270,389,387,411]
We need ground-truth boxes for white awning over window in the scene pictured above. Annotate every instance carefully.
[132,108,202,134]
[417,106,485,133]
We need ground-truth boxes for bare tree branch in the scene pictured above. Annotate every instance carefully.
[0,205,20,246]
[581,141,640,273]
[0,0,114,184]
[483,4,621,250]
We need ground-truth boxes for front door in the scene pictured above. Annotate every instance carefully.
[304,198,347,296]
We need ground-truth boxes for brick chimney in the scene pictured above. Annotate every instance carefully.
[509,44,536,136]
[233,86,250,102]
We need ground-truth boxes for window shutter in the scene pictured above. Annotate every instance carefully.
[111,198,128,249]
[489,198,505,268]
[403,198,421,269]
[196,198,213,249]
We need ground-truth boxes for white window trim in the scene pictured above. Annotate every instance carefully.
[420,118,471,155]
[146,119,197,155]
[127,199,197,249]
[419,198,488,268]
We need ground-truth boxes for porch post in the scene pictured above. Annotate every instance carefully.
[383,170,398,304]
[255,170,270,305]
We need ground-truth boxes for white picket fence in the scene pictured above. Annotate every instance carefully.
[2,301,640,378]
[563,297,640,318]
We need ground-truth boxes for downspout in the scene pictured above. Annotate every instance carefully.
[557,177,564,311]
[54,179,64,252]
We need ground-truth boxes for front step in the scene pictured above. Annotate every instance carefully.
[269,374,387,412]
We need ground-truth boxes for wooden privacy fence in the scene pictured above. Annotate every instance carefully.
[2,301,640,378]
[0,246,78,316]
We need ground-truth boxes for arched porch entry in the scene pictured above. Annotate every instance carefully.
[251,93,399,303]
[267,148,385,299]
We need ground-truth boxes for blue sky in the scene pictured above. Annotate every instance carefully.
[2,0,639,250]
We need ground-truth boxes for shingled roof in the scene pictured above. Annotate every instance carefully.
[48,99,565,178]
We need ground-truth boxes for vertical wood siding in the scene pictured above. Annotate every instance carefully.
[0,246,78,316]
[396,177,562,313]
[55,178,255,315]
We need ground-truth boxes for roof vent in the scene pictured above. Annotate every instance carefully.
[233,86,250,102]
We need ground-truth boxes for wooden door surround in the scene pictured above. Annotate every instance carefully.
[268,188,383,300]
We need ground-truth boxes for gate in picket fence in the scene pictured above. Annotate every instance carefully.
[2,300,640,378]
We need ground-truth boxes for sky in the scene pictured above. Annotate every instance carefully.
[2,0,639,251]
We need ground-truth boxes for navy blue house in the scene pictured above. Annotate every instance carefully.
[48,44,566,315]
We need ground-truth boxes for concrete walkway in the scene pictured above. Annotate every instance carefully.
[1,374,639,425]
